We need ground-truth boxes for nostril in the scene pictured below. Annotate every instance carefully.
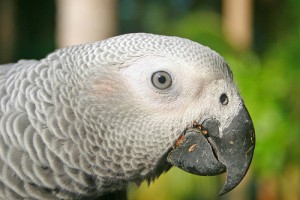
[220,93,229,105]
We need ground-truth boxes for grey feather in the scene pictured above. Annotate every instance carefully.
[0,33,238,199]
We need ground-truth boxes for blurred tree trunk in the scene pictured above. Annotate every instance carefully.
[56,0,118,48]
[0,0,16,63]
[222,0,253,51]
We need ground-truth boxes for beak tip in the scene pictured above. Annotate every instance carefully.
[218,190,226,196]
[218,189,230,196]
[218,181,234,196]
[218,178,237,196]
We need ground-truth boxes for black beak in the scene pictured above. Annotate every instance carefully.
[167,105,255,195]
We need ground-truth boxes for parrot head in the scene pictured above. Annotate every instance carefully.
[52,33,255,195]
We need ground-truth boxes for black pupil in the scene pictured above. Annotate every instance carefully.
[158,75,166,84]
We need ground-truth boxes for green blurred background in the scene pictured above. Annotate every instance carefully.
[0,0,299,199]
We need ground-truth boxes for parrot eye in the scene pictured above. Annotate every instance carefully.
[220,93,229,105]
[151,71,172,90]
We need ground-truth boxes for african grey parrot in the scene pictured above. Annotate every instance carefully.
[0,33,255,200]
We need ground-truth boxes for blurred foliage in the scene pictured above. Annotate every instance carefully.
[128,168,223,200]
[1,0,56,62]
